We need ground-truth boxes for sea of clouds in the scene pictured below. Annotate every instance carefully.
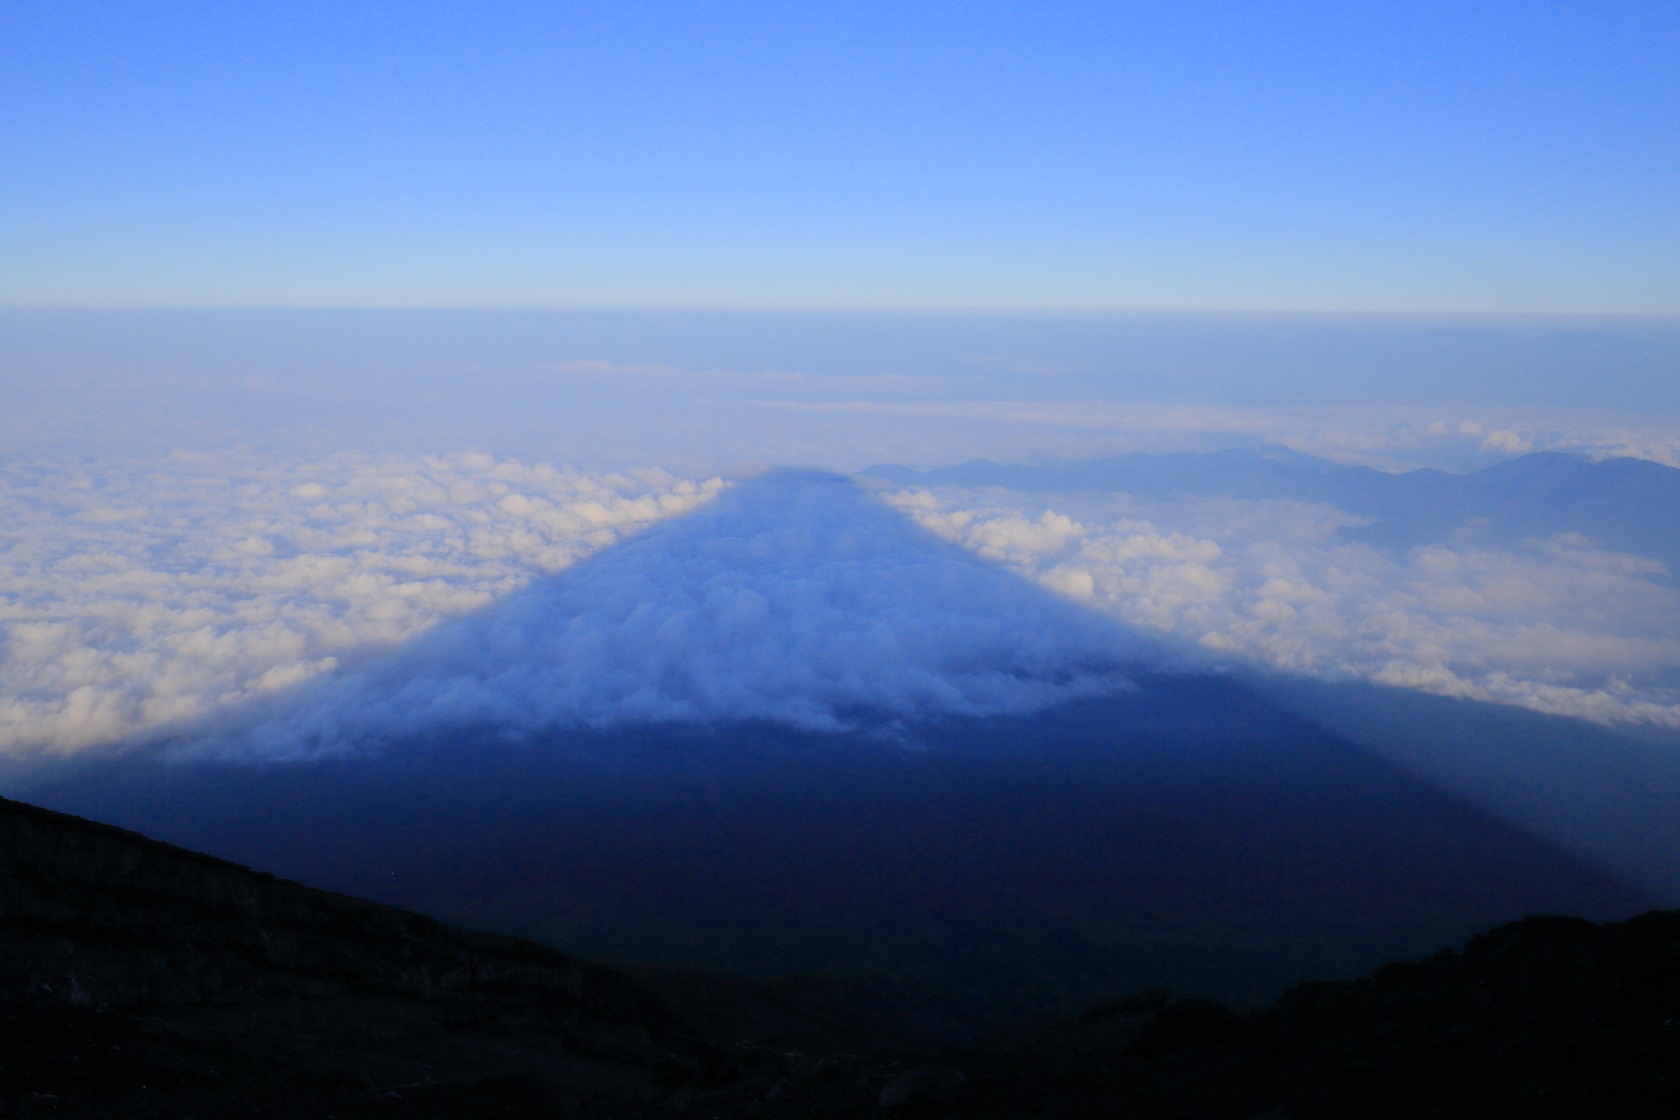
[876,484,1680,729]
[0,450,724,754]
[3,441,1678,760]
[170,470,1157,760]
[5,312,1680,758]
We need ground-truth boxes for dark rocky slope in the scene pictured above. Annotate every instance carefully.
[0,793,957,1114]
[4,793,1679,1119]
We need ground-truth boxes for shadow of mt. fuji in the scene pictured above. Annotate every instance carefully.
[24,677,1650,1022]
[161,469,1156,762]
[6,471,1656,1023]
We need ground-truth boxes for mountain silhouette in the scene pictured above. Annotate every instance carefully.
[864,448,1680,574]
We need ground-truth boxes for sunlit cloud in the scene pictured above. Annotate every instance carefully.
[880,485,1680,728]
[0,449,724,754]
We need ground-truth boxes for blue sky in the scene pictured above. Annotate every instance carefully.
[4,1,1676,311]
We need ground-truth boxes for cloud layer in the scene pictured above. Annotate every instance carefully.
[758,399,1680,472]
[0,450,722,753]
[879,484,1680,727]
[173,471,1155,760]
[4,442,1677,761]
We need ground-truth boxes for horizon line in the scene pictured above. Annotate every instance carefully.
[4,304,1679,322]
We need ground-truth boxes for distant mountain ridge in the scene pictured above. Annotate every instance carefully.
[861,448,1680,575]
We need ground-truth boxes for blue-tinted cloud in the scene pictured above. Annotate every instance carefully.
[172,471,1157,760]
[4,442,1679,759]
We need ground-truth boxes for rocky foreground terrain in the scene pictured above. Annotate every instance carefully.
[3,793,1678,1119]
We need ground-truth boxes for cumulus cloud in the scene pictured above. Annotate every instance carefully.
[0,450,724,754]
[1480,429,1534,455]
[169,472,1157,761]
[5,440,1678,761]
[880,485,1680,728]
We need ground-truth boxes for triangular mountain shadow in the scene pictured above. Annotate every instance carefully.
[8,472,1657,1018]
[154,469,1164,762]
[27,680,1652,1019]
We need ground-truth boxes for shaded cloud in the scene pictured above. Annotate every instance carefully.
[6,311,1676,756]
[4,442,1678,760]
[166,473,1157,761]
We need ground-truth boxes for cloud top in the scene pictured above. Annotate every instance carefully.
[881,483,1680,729]
[172,471,1154,759]
[0,451,723,755]
[6,442,1677,761]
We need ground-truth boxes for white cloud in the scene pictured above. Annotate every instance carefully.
[4,443,1679,761]
[0,450,725,754]
[881,486,1680,728]
[169,472,1157,761]
[167,473,1169,762]
[1480,429,1534,454]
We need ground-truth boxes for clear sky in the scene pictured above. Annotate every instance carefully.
[4,1,1676,312]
